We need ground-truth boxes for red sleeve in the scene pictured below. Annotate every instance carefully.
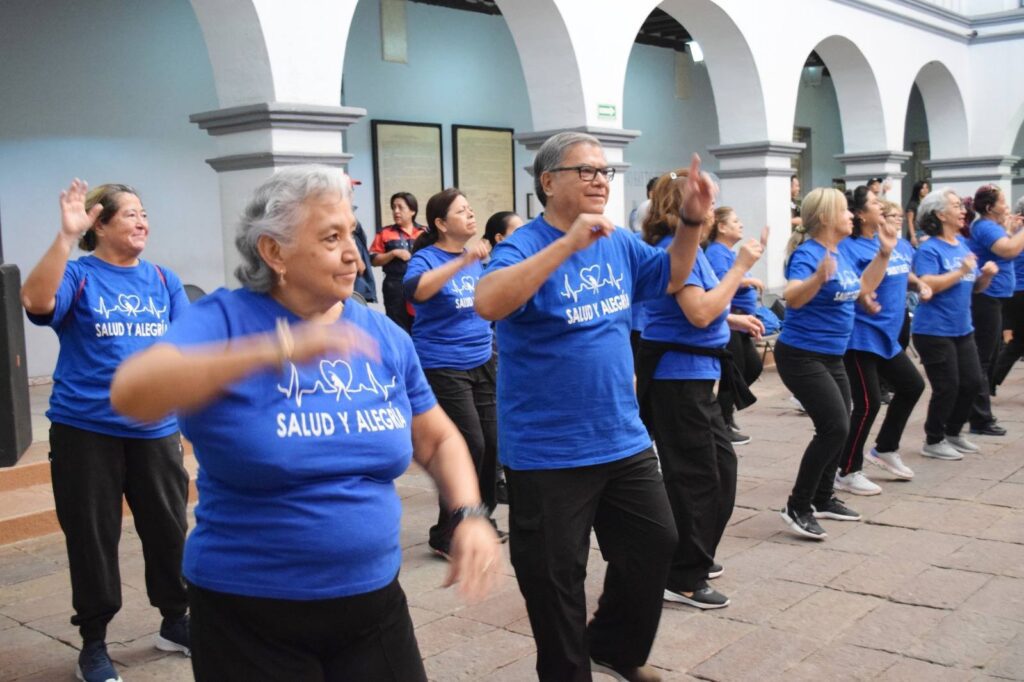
[369,229,387,254]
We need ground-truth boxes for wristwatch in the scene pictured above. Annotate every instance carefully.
[449,504,490,528]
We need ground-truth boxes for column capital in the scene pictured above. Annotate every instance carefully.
[707,140,804,179]
[190,102,367,135]
[923,155,1021,182]
[514,126,641,151]
[834,150,913,165]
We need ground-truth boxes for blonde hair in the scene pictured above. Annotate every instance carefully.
[641,168,690,245]
[800,187,848,237]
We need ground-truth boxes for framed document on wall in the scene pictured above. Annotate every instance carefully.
[371,120,444,230]
[452,125,515,229]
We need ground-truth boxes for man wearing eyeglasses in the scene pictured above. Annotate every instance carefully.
[476,132,715,682]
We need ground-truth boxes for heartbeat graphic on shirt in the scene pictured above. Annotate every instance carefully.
[560,264,625,303]
[836,270,860,290]
[277,360,398,408]
[450,275,476,296]
[92,294,167,319]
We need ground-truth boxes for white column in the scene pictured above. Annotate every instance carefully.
[709,141,805,292]
[922,155,1021,198]
[834,150,913,201]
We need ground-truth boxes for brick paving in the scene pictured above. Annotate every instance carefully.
[1,358,1022,680]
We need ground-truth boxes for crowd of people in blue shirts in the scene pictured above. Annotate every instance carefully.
[19,129,1024,682]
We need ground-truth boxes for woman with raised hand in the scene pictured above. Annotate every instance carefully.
[992,197,1024,389]
[835,188,928,497]
[966,184,1024,437]
[636,172,764,610]
[905,180,931,246]
[912,189,999,461]
[21,180,191,682]
[703,207,767,445]
[403,188,503,558]
[775,188,896,540]
[111,166,500,682]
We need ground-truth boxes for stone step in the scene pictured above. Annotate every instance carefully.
[0,440,198,546]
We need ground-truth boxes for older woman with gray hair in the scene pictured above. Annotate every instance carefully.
[476,132,715,682]
[111,165,501,682]
[911,189,998,461]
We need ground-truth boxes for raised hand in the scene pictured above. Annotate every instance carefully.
[564,213,615,252]
[816,252,837,281]
[680,154,718,227]
[760,226,771,249]
[443,517,503,603]
[878,217,898,256]
[981,261,999,277]
[960,253,978,276]
[462,240,491,263]
[59,179,103,242]
[736,238,765,270]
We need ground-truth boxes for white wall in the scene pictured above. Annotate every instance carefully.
[0,0,221,378]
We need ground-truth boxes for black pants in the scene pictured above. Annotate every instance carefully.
[969,293,1002,428]
[49,422,188,643]
[188,577,426,682]
[506,450,676,682]
[839,349,924,475]
[382,277,412,333]
[718,330,763,424]
[913,333,984,444]
[649,380,737,591]
[424,356,498,547]
[774,341,851,514]
[993,290,1024,387]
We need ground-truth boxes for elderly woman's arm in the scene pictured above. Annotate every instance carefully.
[412,406,502,601]
[111,323,379,422]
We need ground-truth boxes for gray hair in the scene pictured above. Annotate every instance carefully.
[916,188,959,237]
[1016,196,1024,216]
[235,165,352,291]
[533,131,602,207]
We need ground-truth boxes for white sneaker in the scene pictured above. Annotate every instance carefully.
[789,396,807,413]
[946,435,980,454]
[866,449,914,480]
[834,470,882,496]
[920,440,963,461]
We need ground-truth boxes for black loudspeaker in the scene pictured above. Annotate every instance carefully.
[0,264,32,466]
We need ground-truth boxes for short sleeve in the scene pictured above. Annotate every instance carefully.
[485,237,527,274]
[160,267,191,322]
[704,244,731,279]
[26,261,82,329]
[163,293,231,348]
[403,251,430,283]
[626,233,671,303]
[973,220,1005,250]
[370,231,387,255]
[786,244,818,281]
[912,245,941,277]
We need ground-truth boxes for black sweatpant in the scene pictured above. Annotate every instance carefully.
[774,341,851,514]
[717,329,763,425]
[381,277,412,332]
[993,290,1024,387]
[505,450,676,682]
[649,379,737,591]
[188,577,426,682]
[840,349,924,475]
[49,422,188,643]
[969,293,1003,429]
[913,333,984,444]
[424,356,498,547]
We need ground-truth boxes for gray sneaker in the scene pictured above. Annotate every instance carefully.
[946,435,980,453]
[921,440,963,460]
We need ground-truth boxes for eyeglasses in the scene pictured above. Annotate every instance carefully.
[548,165,616,183]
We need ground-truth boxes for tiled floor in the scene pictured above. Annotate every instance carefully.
[2,359,1023,681]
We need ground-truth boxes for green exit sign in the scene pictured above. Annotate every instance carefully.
[597,103,617,120]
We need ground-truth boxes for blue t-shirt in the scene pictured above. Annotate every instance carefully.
[968,218,1014,298]
[403,245,492,370]
[630,232,649,332]
[1015,250,1024,292]
[486,215,670,470]
[912,236,978,337]
[778,239,861,355]
[839,236,914,359]
[27,256,187,438]
[162,289,436,600]
[704,241,758,314]
[643,242,729,380]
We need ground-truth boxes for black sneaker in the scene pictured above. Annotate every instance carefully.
[663,581,730,609]
[77,641,122,682]
[726,418,741,434]
[728,431,751,446]
[779,505,827,540]
[969,422,1007,436]
[155,614,191,656]
[707,562,724,579]
[495,529,509,544]
[591,658,662,682]
[495,478,509,505]
[812,497,862,521]
[428,537,452,560]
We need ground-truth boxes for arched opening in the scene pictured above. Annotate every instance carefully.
[792,51,844,192]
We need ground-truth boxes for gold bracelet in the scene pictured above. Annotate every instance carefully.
[275,317,294,368]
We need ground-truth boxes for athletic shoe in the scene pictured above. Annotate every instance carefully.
[428,537,452,560]
[947,435,980,453]
[879,390,893,405]
[866,448,914,479]
[920,440,963,461]
[495,529,510,544]
[707,562,724,579]
[591,658,662,682]
[779,505,827,540]
[834,470,882,496]
[789,396,807,414]
[726,418,742,433]
[728,431,752,446]
[969,422,1006,436]
[812,497,862,521]
[495,478,509,505]
[77,641,122,682]
[663,582,730,609]
[155,614,191,656]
